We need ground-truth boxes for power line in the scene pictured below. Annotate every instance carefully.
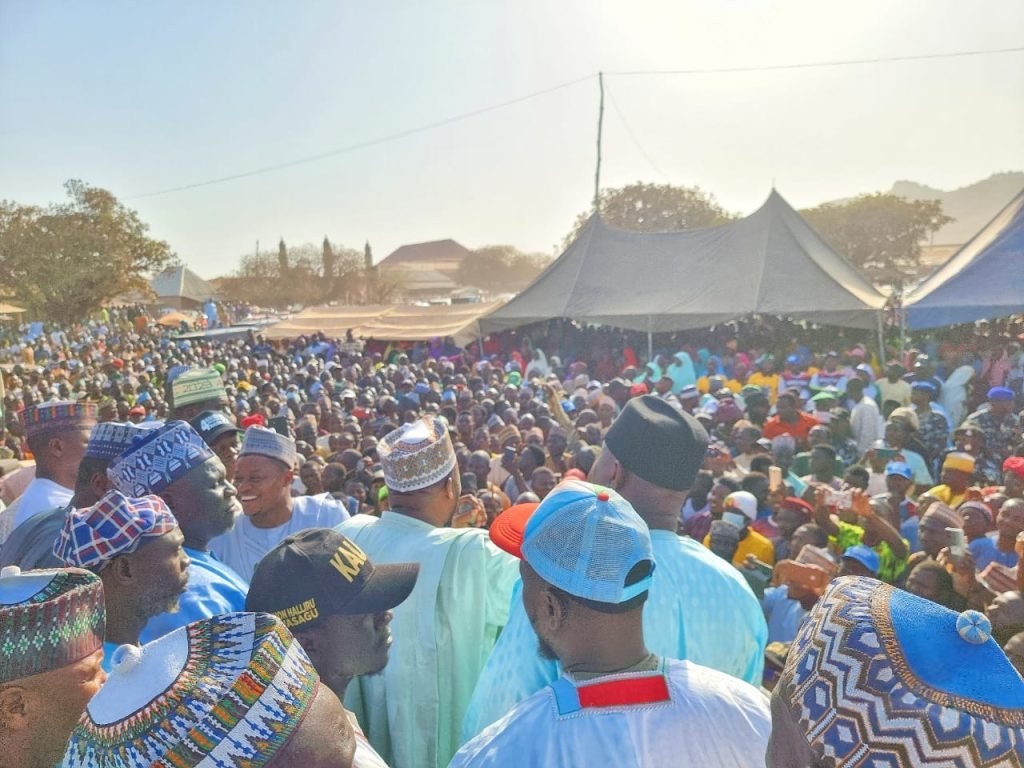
[605,85,671,183]
[604,45,1024,77]
[127,46,1023,199]
[128,74,596,199]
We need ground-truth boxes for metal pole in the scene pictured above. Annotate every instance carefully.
[899,309,906,360]
[647,316,653,361]
[594,72,604,211]
[877,311,886,367]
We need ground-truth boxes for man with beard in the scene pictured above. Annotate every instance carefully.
[337,417,518,768]
[211,426,350,581]
[107,420,248,640]
[247,528,420,768]
[0,565,107,768]
[53,490,189,670]
[452,480,770,767]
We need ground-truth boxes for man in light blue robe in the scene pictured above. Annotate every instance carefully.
[338,417,518,768]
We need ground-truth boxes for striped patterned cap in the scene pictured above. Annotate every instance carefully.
[170,368,227,409]
[84,421,150,461]
[0,566,105,683]
[22,400,98,440]
[379,417,456,493]
[54,491,178,571]
[62,612,320,768]
[775,577,1024,766]
[107,421,214,497]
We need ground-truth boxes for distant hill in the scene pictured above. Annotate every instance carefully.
[888,171,1024,244]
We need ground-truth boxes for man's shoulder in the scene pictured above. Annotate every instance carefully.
[654,533,757,594]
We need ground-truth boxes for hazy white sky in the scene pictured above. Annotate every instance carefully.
[1,0,1022,277]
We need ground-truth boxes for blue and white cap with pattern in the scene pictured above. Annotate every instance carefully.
[520,479,654,606]
[773,576,1024,766]
[62,612,321,768]
[84,421,150,462]
[107,420,214,497]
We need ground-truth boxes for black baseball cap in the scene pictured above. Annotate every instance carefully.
[245,528,419,631]
[189,410,242,445]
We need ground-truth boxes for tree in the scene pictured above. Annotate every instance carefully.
[562,182,734,249]
[802,193,953,285]
[277,238,289,278]
[456,245,551,292]
[0,180,175,323]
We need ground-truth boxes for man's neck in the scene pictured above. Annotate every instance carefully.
[561,640,650,677]
[326,676,353,703]
[182,531,209,552]
[105,604,148,646]
[250,499,293,529]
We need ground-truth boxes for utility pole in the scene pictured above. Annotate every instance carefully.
[594,72,604,212]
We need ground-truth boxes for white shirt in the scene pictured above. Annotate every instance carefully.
[0,477,73,545]
[348,712,388,768]
[452,658,770,768]
[209,493,350,581]
[850,395,884,454]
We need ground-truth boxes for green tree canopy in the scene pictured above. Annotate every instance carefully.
[455,245,551,292]
[801,193,952,285]
[562,182,735,249]
[0,180,175,323]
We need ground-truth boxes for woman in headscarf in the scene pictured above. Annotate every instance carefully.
[524,348,549,379]
[940,364,975,429]
[667,351,697,394]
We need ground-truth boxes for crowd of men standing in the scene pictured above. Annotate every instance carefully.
[0,314,1021,767]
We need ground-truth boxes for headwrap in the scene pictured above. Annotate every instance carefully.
[379,417,457,493]
[0,566,105,683]
[22,400,98,440]
[62,613,320,768]
[771,577,1024,766]
[959,500,993,524]
[108,421,214,497]
[54,491,178,571]
[1003,456,1024,480]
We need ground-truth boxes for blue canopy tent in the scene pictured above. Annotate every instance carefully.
[904,188,1024,329]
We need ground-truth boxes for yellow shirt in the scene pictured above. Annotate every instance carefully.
[926,484,966,510]
[704,528,776,568]
[747,373,780,404]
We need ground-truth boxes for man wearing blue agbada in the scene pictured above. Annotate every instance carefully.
[462,395,769,743]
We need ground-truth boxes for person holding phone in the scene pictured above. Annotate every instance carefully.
[812,487,909,585]
[703,491,776,568]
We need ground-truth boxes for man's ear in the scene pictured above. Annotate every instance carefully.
[0,685,32,731]
[540,587,570,633]
[108,554,134,585]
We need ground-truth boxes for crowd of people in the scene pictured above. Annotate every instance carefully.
[0,308,1022,767]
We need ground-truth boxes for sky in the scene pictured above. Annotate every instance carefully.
[1,1,1023,279]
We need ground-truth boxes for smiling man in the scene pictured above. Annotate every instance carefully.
[211,426,350,580]
[247,528,420,768]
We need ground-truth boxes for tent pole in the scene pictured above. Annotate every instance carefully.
[876,311,886,368]
[647,316,653,362]
[477,321,484,362]
[594,72,604,211]
[898,308,906,361]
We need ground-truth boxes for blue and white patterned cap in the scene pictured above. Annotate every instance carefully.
[239,426,297,469]
[107,421,214,497]
[62,612,321,768]
[775,577,1024,766]
[85,421,150,462]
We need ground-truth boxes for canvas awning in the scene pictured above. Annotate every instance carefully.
[263,301,504,345]
[904,188,1024,329]
[480,190,886,334]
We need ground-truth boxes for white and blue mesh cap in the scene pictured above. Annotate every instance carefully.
[520,479,655,605]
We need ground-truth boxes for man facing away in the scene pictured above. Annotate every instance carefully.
[452,480,771,767]
[462,396,768,741]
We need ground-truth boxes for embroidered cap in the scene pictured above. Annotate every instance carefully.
[490,479,655,607]
[239,426,297,468]
[108,421,215,496]
[22,400,98,441]
[62,612,320,768]
[246,528,419,631]
[0,566,105,684]
[170,367,228,409]
[84,421,150,461]
[379,417,457,493]
[54,491,178,571]
[772,577,1024,766]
